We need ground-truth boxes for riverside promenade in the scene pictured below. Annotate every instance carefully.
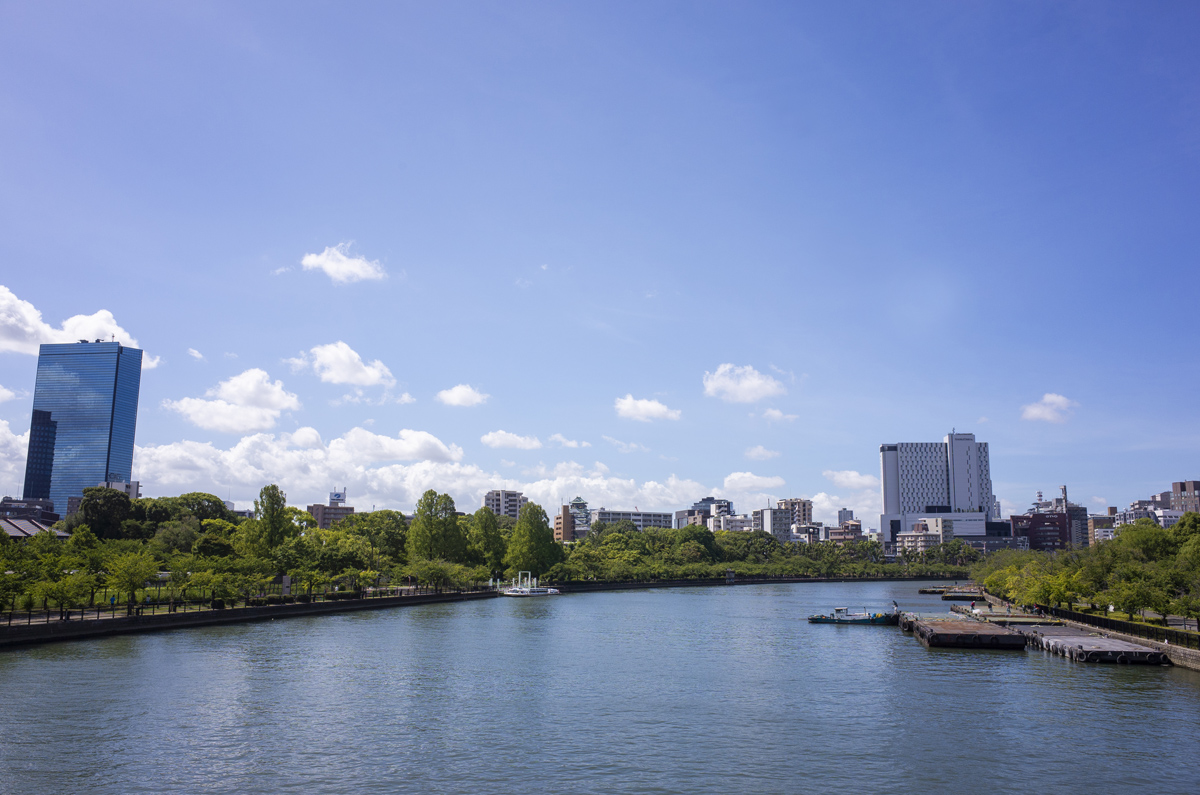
[0,589,497,650]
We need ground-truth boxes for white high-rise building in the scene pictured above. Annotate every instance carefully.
[879,432,994,543]
[483,489,528,520]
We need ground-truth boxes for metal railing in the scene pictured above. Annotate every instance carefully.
[1046,606,1200,650]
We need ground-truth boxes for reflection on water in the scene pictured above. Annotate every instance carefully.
[1,581,1198,794]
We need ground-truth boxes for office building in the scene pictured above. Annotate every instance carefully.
[1170,481,1200,513]
[102,480,142,500]
[484,489,528,520]
[830,519,863,544]
[897,517,954,554]
[752,507,794,545]
[223,500,254,520]
[675,497,733,529]
[709,514,754,533]
[879,432,995,543]
[590,508,673,531]
[553,505,576,542]
[0,497,59,524]
[777,498,814,526]
[21,341,143,514]
[307,490,355,529]
[1027,487,1090,547]
[837,508,854,526]
[1011,510,1070,552]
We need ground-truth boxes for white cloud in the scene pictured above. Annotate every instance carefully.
[331,389,415,407]
[436,384,489,407]
[549,433,591,449]
[823,470,880,491]
[162,368,301,433]
[745,445,780,461]
[0,384,14,403]
[301,243,386,284]
[0,419,29,487]
[703,364,786,403]
[761,408,798,422]
[1021,393,1079,423]
[187,348,205,361]
[723,471,786,492]
[134,428,717,515]
[614,394,681,422]
[288,341,395,387]
[481,430,542,450]
[0,284,160,368]
[602,435,650,454]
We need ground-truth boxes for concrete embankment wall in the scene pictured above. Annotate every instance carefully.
[554,575,959,594]
[0,590,497,651]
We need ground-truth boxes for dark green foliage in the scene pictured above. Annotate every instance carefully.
[503,503,563,576]
[80,487,133,540]
[974,512,1200,627]
[407,490,467,562]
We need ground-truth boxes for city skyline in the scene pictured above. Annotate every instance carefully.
[2,3,1199,522]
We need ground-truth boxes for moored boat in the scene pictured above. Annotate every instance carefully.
[501,571,560,597]
[808,603,900,625]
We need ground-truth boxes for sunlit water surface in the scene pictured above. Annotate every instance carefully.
[2,581,1198,794]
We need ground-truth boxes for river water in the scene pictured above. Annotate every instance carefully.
[2,580,1198,794]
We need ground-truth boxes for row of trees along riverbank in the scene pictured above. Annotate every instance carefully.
[2,483,976,620]
[971,513,1200,631]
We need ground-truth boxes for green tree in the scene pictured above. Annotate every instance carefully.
[106,551,160,614]
[80,487,133,540]
[255,484,291,548]
[469,507,506,573]
[503,502,562,576]
[407,491,466,561]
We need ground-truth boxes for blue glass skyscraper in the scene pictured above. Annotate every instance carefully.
[22,341,143,512]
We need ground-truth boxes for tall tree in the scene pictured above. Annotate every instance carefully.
[407,491,465,561]
[503,502,561,576]
[469,507,506,573]
[255,484,291,549]
[80,487,133,540]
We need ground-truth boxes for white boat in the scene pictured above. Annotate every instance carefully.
[501,571,560,597]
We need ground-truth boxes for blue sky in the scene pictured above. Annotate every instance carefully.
[1,1,1198,525]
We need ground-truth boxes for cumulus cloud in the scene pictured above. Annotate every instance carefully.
[1021,393,1079,423]
[602,435,650,454]
[436,384,489,407]
[549,433,591,449]
[0,419,29,486]
[522,471,707,514]
[703,364,786,403]
[287,341,395,387]
[187,348,205,361]
[723,471,786,492]
[134,427,716,515]
[614,394,681,422]
[300,243,386,284]
[481,430,542,450]
[0,384,14,403]
[823,470,880,491]
[745,445,780,461]
[162,368,301,433]
[761,408,798,422]
[0,284,160,368]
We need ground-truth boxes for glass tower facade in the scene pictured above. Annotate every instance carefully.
[21,341,143,513]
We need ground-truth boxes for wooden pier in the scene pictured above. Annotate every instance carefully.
[1016,624,1171,665]
[912,619,1027,650]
